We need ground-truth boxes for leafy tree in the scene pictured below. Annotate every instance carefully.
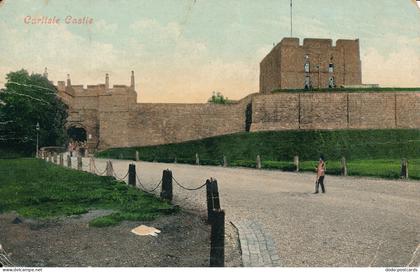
[0,69,68,154]
[208,91,231,104]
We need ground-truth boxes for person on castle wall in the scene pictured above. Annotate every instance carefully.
[314,156,326,194]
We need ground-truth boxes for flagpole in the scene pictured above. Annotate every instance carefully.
[290,0,293,37]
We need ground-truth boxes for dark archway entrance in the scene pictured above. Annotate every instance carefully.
[67,127,87,142]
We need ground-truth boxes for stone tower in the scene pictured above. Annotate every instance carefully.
[259,37,362,92]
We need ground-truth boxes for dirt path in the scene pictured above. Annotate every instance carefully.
[90,158,420,267]
[0,210,214,267]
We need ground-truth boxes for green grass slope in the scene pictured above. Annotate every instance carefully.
[97,129,420,180]
[0,159,177,227]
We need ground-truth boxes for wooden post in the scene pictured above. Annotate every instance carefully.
[341,157,348,176]
[256,155,261,169]
[128,164,136,186]
[59,154,64,166]
[196,153,200,165]
[106,161,113,176]
[89,158,94,173]
[135,151,139,161]
[77,156,82,170]
[210,210,225,267]
[212,179,221,211]
[223,155,227,167]
[67,155,71,168]
[401,159,408,179]
[294,155,299,172]
[206,179,214,223]
[160,169,173,201]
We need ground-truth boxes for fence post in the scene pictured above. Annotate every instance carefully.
[210,210,225,267]
[212,179,221,211]
[196,153,200,165]
[223,155,227,167]
[294,155,299,172]
[77,156,82,170]
[341,157,348,176]
[160,169,173,201]
[128,164,136,186]
[67,155,71,168]
[89,158,94,173]
[106,161,113,176]
[206,179,214,223]
[400,158,408,179]
[59,154,64,166]
[256,155,261,169]
[135,151,139,161]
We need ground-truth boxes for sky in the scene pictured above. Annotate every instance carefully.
[0,0,419,103]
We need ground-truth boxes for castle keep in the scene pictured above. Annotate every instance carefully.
[55,38,420,152]
[260,38,362,92]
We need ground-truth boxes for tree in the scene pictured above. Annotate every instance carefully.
[208,91,231,104]
[0,69,68,154]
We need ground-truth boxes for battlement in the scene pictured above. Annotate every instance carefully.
[260,37,362,92]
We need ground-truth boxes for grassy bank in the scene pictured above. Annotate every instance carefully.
[0,158,177,227]
[97,129,420,180]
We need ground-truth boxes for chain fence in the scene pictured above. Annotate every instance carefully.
[135,173,162,193]
[172,175,207,191]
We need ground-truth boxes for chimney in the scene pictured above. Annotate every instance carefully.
[66,74,71,86]
[105,73,109,90]
[130,70,135,89]
[43,67,48,79]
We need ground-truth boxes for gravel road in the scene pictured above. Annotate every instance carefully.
[86,158,420,267]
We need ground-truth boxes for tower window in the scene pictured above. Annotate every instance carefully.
[329,63,334,73]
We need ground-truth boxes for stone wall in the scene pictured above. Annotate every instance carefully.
[260,38,362,92]
[251,92,420,132]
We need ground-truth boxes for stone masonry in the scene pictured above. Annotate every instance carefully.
[260,38,362,92]
[54,37,420,152]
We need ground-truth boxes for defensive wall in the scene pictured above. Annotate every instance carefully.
[54,36,420,151]
[58,74,420,151]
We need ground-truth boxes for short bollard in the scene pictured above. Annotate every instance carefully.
[206,179,214,222]
[106,161,113,176]
[196,153,200,165]
[210,210,225,267]
[89,158,94,173]
[59,154,64,166]
[341,157,348,176]
[77,156,82,170]
[212,179,221,211]
[135,151,139,161]
[53,153,57,164]
[128,164,136,186]
[67,155,71,168]
[401,159,408,179]
[256,155,261,169]
[294,155,299,172]
[174,157,177,164]
[160,169,173,201]
[223,155,227,167]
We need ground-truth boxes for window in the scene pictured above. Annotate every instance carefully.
[329,63,334,73]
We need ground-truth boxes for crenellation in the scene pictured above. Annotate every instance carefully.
[54,38,420,153]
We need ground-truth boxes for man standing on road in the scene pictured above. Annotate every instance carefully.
[314,156,326,194]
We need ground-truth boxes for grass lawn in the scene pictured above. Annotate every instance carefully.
[0,158,178,227]
[97,129,420,180]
